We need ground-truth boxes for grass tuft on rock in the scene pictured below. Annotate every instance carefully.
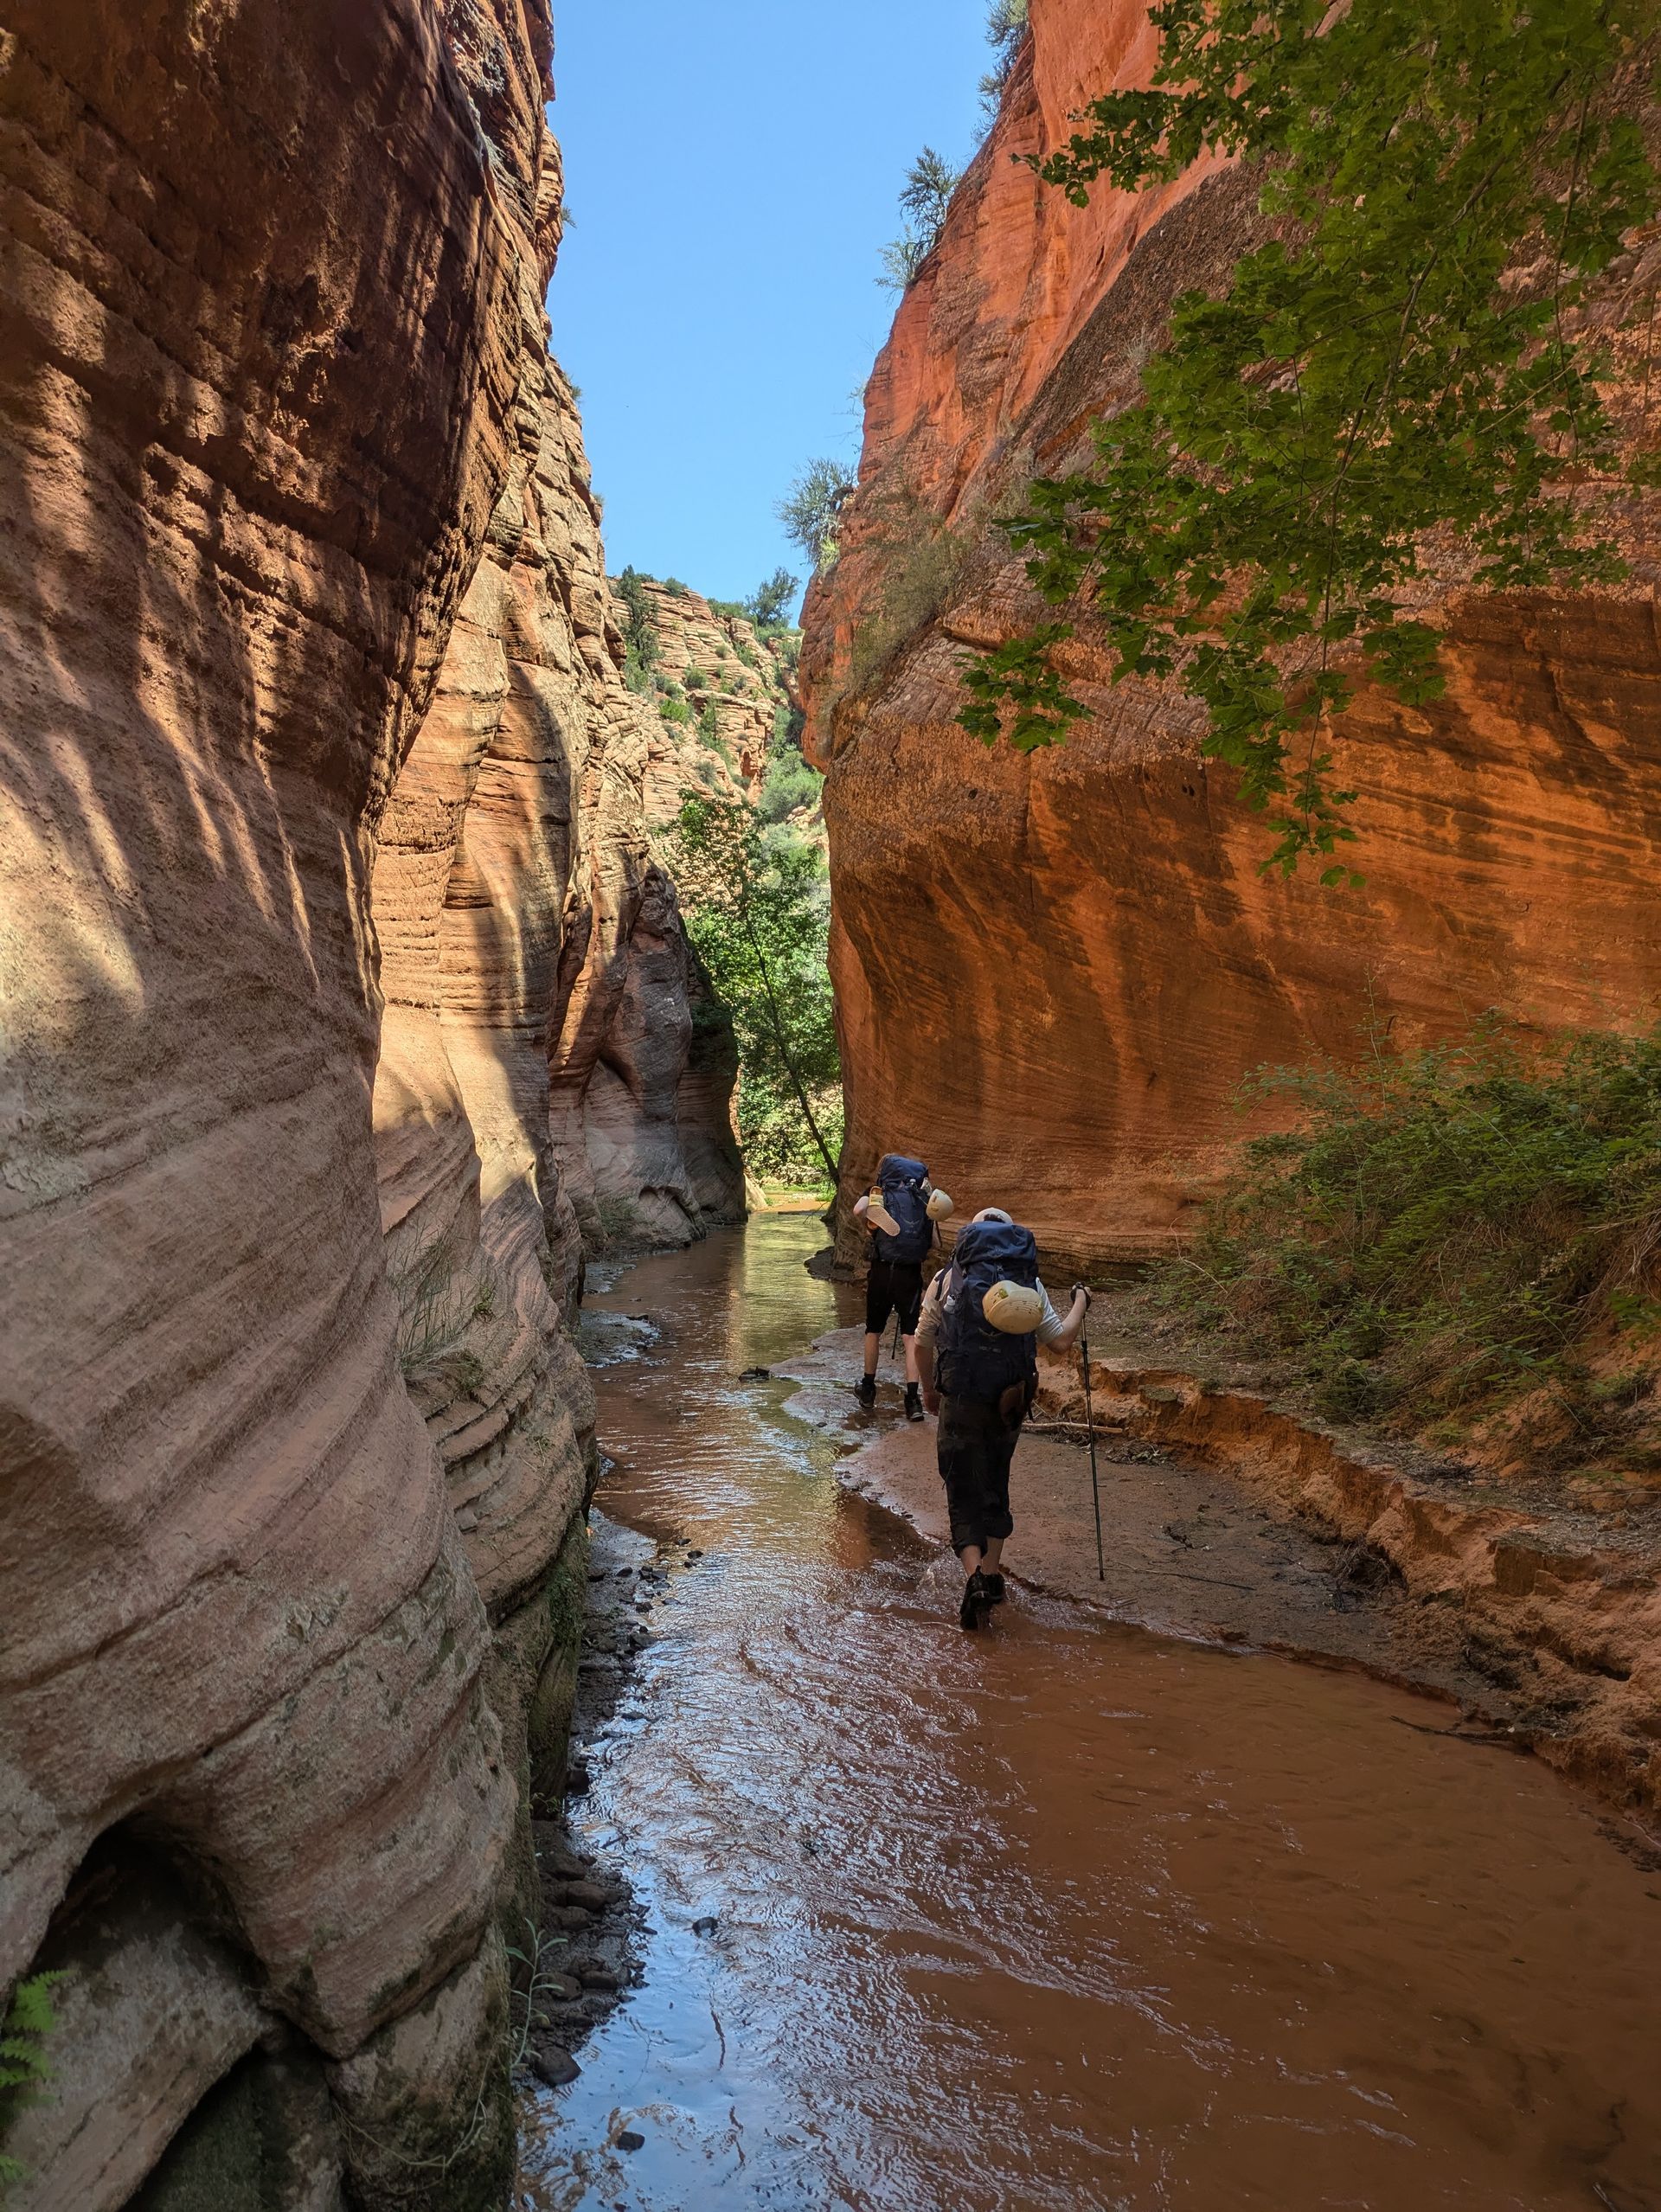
[1159,1021,1661,1456]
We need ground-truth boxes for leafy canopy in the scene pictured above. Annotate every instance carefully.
[959,0,1659,879]
[667,798,841,1188]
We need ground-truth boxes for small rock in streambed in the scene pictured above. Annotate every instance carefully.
[737,1367,770,1382]
[529,2045,580,2089]
[558,1879,610,1913]
[575,1965,619,1992]
[686,1548,703,1561]
[618,2131,645,2151]
[691,1914,719,1937]
[564,1762,592,1795]
[543,1903,596,1931]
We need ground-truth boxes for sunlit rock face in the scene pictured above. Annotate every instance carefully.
[0,2,729,2202]
[622,576,799,824]
[801,0,1661,1273]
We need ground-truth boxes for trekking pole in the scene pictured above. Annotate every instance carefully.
[1079,1292,1104,1580]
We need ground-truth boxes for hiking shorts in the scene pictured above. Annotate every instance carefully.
[937,1391,1028,1555]
[865,1258,924,1337]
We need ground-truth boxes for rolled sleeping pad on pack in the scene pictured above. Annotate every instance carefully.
[865,1189,901,1238]
[926,1188,953,1221]
[982,1279,1044,1335]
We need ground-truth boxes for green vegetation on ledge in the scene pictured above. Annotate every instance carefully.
[1159,1023,1661,1479]
[666,797,841,1190]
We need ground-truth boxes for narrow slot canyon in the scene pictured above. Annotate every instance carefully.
[2,3,1659,2209]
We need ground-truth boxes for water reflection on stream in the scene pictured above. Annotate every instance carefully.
[517,1217,1661,2212]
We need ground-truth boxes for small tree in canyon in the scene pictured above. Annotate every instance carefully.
[667,798,842,1188]
[980,0,1030,117]
[879,146,963,289]
[958,0,1661,881]
[779,458,857,571]
[746,566,801,629]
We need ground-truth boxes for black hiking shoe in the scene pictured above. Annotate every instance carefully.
[959,1570,990,1632]
[904,1383,924,1422]
[855,1375,877,1408]
[982,1572,1006,1606]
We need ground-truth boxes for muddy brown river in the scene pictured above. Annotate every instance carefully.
[516,1216,1661,2212]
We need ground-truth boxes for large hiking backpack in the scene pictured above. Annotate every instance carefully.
[936,1217,1042,1402]
[870,1155,934,1265]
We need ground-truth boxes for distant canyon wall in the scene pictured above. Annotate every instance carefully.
[0,4,733,2206]
[801,0,1661,1273]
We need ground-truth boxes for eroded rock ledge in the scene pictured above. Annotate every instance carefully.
[0,3,735,2203]
[1034,1343,1661,1823]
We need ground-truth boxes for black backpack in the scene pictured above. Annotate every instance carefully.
[870,1155,933,1265]
[935,1218,1042,1402]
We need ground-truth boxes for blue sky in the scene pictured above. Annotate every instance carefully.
[547,3,994,612]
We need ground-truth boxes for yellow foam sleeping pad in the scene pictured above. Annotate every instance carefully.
[982,1280,1044,1334]
[864,1189,901,1238]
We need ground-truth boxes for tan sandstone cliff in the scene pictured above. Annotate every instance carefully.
[802,0,1661,1276]
[621,577,798,826]
[0,4,732,2205]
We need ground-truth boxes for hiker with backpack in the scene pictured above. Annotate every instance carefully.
[854,1152,952,1422]
[915,1208,1090,1631]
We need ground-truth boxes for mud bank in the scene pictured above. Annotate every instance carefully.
[783,1318,1661,1838]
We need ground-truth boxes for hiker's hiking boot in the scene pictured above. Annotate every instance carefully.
[855,1375,877,1409]
[959,1569,991,1632]
[981,1572,1006,1607]
[904,1382,924,1422]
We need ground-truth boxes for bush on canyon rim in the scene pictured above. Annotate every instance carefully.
[1164,1023,1661,1443]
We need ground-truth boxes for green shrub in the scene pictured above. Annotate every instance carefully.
[659,697,692,724]
[1,1972,67,2190]
[758,749,821,824]
[1161,1023,1661,1438]
[746,568,800,629]
[614,567,657,673]
[663,577,691,598]
[848,498,969,689]
[778,459,856,570]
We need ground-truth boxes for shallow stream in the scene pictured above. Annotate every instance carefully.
[517,1216,1661,2212]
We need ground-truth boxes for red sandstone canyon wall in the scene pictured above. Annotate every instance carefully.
[801,0,1661,1274]
[0,4,733,2203]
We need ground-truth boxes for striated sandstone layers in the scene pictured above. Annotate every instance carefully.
[802,0,1661,1275]
[621,578,798,826]
[0,3,733,2206]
